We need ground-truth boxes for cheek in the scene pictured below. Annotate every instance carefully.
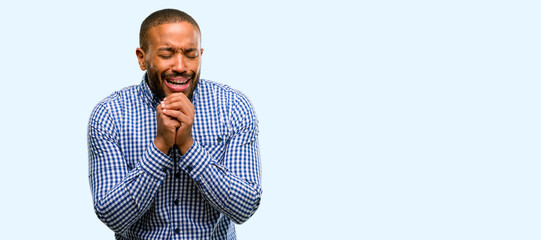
[149,59,161,71]
[149,57,171,73]
[188,60,202,72]
[146,58,157,72]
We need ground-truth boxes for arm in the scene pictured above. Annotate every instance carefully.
[180,116,262,224]
[162,93,262,224]
[88,102,173,233]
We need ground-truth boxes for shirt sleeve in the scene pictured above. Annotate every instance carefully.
[87,101,173,233]
[178,93,262,224]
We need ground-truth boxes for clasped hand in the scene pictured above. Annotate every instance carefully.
[154,93,195,155]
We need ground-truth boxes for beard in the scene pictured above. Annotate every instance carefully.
[146,65,201,100]
[146,67,166,100]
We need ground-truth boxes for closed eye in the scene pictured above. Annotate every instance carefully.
[184,48,199,59]
[159,55,173,59]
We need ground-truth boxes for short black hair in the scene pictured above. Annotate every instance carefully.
[139,9,201,51]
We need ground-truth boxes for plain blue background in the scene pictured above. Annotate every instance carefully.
[1,0,540,239]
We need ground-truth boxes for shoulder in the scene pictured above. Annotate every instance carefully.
[197,79,236,97]
[198,80,258,134]
[198,79,256,115]
[89,85,138,125]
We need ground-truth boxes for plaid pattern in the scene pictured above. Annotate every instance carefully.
[88,74,262,240]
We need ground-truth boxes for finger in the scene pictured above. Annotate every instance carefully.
[162,101,194,116]
[161,114,181,128]
[169,119,181,128]
[157,103,183,125]
[164,94,194,110]
[161,99,194,117]
[162,109,192,125]
[164,92,188,101]
[163,93,189,105]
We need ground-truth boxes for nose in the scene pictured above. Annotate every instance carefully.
[171,54,186,73]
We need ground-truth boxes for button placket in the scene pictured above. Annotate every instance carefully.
[171,149,182,236]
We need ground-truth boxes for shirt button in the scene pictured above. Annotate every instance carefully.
[186,166,193,172]
[174,199,179,206]
[174,228,180,234]
[162,167,168,172]
[175,172,180,179]
[217,137,222,142]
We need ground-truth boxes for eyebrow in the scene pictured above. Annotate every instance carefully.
[157,47,197,53]
[158,47,175,52]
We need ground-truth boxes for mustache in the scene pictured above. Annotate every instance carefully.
[162,71,194,79]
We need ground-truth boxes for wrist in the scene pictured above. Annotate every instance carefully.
[179,137,194,155]
[154,137,169,154]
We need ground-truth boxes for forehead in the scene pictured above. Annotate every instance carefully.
[147,22,201,48]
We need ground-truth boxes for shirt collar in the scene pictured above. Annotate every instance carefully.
[191,79,200,104]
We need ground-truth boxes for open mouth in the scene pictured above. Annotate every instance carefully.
[165,77,191,92]
[167,78,188,86]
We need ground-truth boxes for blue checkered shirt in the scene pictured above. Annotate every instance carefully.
[88,74,262,240]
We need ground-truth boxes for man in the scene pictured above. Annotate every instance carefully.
[88,9,262,240]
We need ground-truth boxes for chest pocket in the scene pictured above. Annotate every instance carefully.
[196,134,229,163]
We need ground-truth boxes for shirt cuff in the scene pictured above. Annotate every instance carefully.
[179,140,212,179]
[139,142,174,180]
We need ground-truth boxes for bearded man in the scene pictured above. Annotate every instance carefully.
[88,9,261,240]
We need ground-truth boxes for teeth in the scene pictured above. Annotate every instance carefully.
[167,79,188,85]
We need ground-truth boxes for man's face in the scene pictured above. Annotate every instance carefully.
[136,22,203,99]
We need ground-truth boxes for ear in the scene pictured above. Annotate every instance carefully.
[136,48,146,71]
[200,48,204,56]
